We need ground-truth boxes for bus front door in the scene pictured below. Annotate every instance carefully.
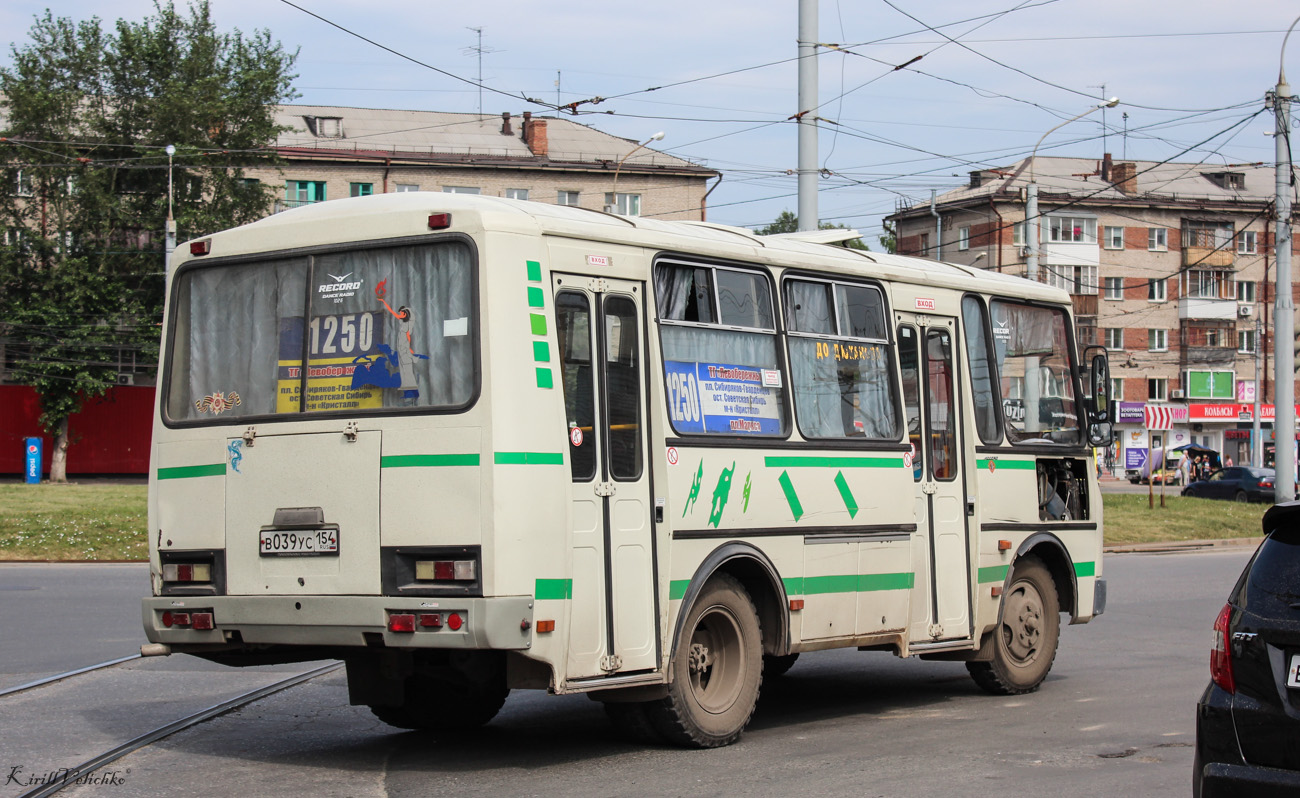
[554,275,657,680]
[897,317,972,646]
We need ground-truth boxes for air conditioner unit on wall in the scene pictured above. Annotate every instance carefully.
[1170,389,1185,400]
[116,373,134,386]
[1239,304,1254,318]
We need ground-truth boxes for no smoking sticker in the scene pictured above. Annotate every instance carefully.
[666,447,679,466]
[570,427,583,447]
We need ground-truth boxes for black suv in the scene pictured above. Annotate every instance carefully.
[1195,500,1300,796]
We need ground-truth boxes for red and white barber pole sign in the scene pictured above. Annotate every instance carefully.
[1143,405,1175,431]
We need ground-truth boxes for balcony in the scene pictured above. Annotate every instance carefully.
[1071,294,1099,318]
[1178,296,1237,321]
[1183,246,1234,267]
[1182,346,1237,367]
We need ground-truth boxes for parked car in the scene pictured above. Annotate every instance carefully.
[1194,500,1300,796]
[1129,467,1181,486]
[1181,466,1279,503]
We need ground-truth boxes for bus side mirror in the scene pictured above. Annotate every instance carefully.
[1082,346,1114,446]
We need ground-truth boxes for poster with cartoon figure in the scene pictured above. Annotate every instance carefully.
[348,278,429,400]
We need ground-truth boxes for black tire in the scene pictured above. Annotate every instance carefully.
[967,555,1060,696]
[1234,490,1248,503]
[603,701,665,744]
[369,652,509,730]
[763,653,800,678]
[648,573,762,748]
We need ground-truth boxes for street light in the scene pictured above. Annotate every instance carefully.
[165,144,177,273]
[1270,15,1299,502]
[607,131,664,214]
[1025,98,1120,283]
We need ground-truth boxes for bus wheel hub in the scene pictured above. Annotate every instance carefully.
[689,642,711,674]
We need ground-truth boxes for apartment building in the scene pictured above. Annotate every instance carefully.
[885,154,1298,468]
[244,105,718,221]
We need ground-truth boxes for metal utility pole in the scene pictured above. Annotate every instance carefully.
[1255,315,1264,467]
[796,0,818,232]
[164,144,176,274]
[1273,16,1298,502]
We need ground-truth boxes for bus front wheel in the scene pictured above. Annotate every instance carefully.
[650,573,762,748]
[967,555,1060,695]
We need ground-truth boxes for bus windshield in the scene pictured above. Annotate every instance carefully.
[165,241,476,422]
[989,300,1081,445]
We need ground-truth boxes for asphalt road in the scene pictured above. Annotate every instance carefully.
[0,548,1254,797]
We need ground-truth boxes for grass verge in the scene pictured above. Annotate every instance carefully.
[0,483,1270,561]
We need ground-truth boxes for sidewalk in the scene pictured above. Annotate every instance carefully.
[1104,537,1261,554]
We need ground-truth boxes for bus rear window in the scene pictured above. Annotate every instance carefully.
[165,241,476,422]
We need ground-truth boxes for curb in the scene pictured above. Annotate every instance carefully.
[1104,537,1262,554]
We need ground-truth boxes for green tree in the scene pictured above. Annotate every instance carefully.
[753,209,869,250]
[0,1,297,481]
[878,219,897,254]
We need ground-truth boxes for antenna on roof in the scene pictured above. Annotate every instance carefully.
[462,27,499,117]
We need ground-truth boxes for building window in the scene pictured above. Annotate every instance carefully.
[1149,329,1168,352]
[1188,269,1231,299]
[1046,263,1097,296]
[350,183,373,197]
[1148,277,1167,302]
[1236,280,1256,303]
[1047,216,1097,244]
[14,169,33,197]
[557,190,580,206]
[1148,378,1167,401]
[1239,329,1258,353]
[1110,377,1124,403]
[1237,230,1258,254]
[1012,222,1025,246]
[1184,220,1234,251]
[1104,226,1125,250]
[1104,277,1124,300]
[1104,327,1124,350]
[1148,227,1167,251]
[285,180,326,206]
[957,226,970,251]
[395,183,420,193]
[443,186,481,194]
[605,192,641,216]
[505,188,529,201]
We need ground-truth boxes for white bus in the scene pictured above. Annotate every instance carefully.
[142,193,1114,747]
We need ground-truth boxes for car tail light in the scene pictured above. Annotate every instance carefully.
[1211,603,1235,694]
[1260,478,1275,489]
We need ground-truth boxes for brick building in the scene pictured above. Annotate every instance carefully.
[245,105,718,220]
[886,154,1299,469]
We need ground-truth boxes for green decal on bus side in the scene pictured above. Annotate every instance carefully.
[527,285,545,309]
[530,313,547,336]
[157,464,225,480]
[381,454,480,468]
[778,470,803,521]
[975,459,1036,471]
[495,451,565,465]
[978,564,1010,584]
[742,472,753,512]
[1074,561,1096,578]
[536,367,554,389]
[834,471,858,519]
[708,462,735,528]
[526,260,542,282]
[669,580,689,600]
[682,460,704,517]
[785,572,915,595]
[535,578,572,600]
[765,455,904,469]
[532,341,550,363]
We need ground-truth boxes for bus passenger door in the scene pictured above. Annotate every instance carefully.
[554,275,656,679]
[898,317,972,645]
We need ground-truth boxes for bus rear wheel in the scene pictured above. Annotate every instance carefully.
[649,573,762,748]
[967,555,1060,696]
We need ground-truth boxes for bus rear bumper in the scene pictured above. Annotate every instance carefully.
[142,594,535,651]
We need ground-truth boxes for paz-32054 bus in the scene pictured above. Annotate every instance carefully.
[142,193,1114,747]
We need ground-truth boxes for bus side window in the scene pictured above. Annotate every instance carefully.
[604,295,642,480]
[556,291,596,481]
[898,326,923,481]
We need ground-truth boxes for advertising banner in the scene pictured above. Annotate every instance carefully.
[277,313,385,413]
[664,360,782,435]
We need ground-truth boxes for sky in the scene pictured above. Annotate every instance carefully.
[3,0,1298,244]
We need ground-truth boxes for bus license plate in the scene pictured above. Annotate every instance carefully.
[1288,655,1300,689]
[259,529,338,556]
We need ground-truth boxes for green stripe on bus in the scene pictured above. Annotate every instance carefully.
[157,464,225,480]
[975,459,1036,470]
[766,455,904,469]
[530,313,547,336]
[978,564,1009,584]
[834,471,858,518]
[535,578,572,600]
[777,470,803,521]
[669,580,690,600]
[381,454,480,468]
[535,367,554,389]
[495,451,565,465]
[1074,561,1096,578]
[784,572,915,595]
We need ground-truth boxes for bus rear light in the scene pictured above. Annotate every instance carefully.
[428,213,452,230]
[190,240,211,256]
[446,612,464,631]
[162,611,192,627]
[997,540,1012,551]
[789,599,804,611]
[535,620,555,633]
[418,613,442,628]
[162,563,211,583]
[388,614,416,633]
[991,586,1003,597]
[191,612,215,631]
[415,560,477,582]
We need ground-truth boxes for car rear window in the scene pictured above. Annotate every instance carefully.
[1241,527,1300,608]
